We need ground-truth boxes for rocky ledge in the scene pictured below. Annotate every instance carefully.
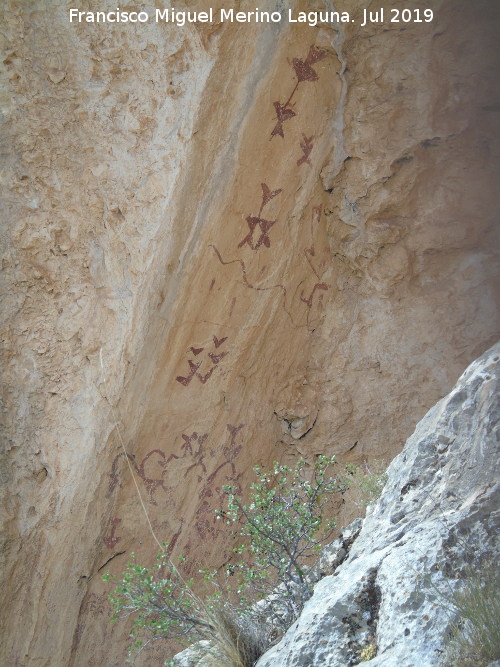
[256,342,499,666]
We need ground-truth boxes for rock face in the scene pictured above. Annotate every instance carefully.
[256,343,500,667]
[1,0,499,665]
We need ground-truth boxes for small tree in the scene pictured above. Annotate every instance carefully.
[103,456,350,662]
[103,552,267,665]
[103,551,208,648]
[217,455,350,622]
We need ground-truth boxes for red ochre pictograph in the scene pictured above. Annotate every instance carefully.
[210,244,295,328]
[102,424,247,582]
[299,205,331,329]
[304,205,330,279]
[176,335,228,387]
[297,134,314,166]
[179,431,209,480]
[103,517,122,549]
[207,422,245,484]
[148,431,210,483]
[211,205,331,331]
[107,448,172,505]
[106,430,213,505]
[238,183,283,251]
[271,45,327,139]
[194,424,245,539]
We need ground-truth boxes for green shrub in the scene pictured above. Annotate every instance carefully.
[103,456,350,664]
[103,552,208,645]
[104,553,266,666]
[218,455,349,624]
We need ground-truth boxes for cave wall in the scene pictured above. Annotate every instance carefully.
[1,1,498,665]
[255,343,500,667]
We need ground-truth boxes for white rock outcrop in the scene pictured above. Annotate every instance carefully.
[256,343,499,666]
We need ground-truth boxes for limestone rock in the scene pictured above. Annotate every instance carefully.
[1,0,499,664]
[172,519,363,667]
[256,343,500,666]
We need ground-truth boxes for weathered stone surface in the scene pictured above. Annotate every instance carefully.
[1,0,499,665]
[173,518,364,667]
[256,343,500,666]
[1,2,217,664]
